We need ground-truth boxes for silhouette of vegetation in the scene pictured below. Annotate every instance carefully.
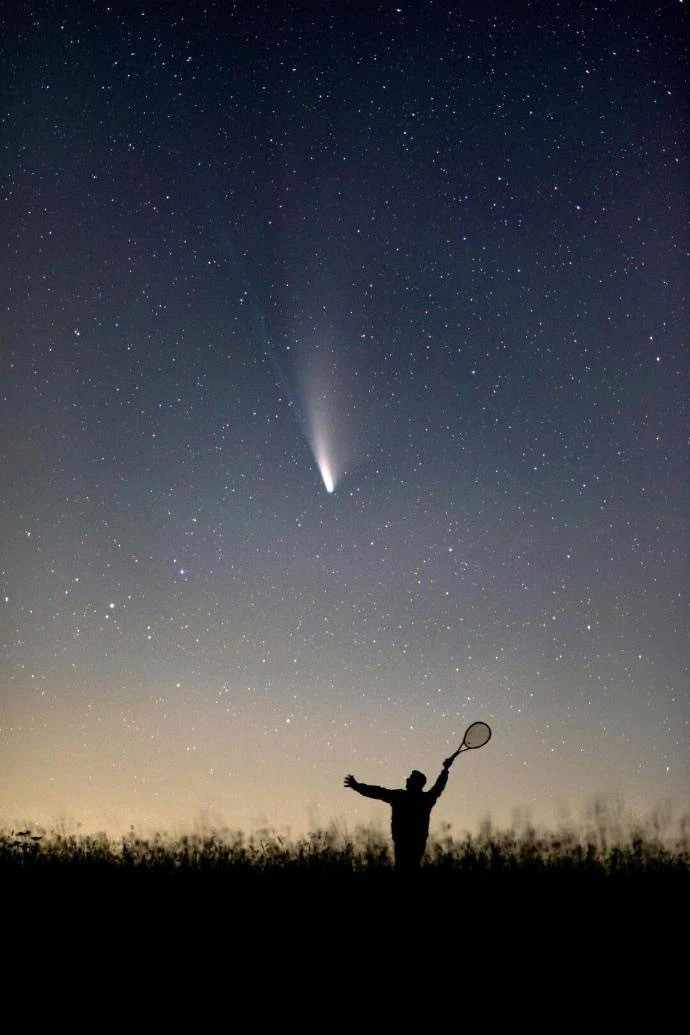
[4,801,686,971]
[2,799,687,884]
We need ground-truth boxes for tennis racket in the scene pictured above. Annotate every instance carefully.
[445,721,492,765]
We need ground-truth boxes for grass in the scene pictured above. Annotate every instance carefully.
[3,802,688,985]
[3,799,687,882]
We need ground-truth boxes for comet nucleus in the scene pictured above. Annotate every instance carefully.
[319,460,334,493]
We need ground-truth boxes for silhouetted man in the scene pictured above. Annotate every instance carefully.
[344,755,455,871]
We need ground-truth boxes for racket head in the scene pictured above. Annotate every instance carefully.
[462,721,492,750]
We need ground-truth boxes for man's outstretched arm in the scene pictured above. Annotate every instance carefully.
[344,775,394,803]
[426,763,451,805]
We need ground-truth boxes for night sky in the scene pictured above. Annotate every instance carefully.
[2,0,686,838]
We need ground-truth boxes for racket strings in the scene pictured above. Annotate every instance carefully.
[463,721,491,749]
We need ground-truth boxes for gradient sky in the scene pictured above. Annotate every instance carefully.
[1,0,687,838]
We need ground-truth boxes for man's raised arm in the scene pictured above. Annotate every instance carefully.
[344,774,394,803]
[426,763,451,805]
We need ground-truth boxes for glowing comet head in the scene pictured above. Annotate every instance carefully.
[320,463,334,494]
[313,434,336,493]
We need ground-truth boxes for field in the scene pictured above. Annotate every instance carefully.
[4,804,688,875]
[4,806,687,1014]
[4,803,687,940]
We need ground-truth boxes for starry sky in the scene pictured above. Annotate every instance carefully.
[1,0,687,838]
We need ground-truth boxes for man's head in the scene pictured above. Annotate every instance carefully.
[406,770,427,791]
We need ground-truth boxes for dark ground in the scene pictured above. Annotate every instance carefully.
[4,830,686,1019]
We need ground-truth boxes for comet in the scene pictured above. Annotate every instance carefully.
[262,326,350,495]
[320,464,335,494]
[306,406,338,492]
[304,388,343,493]
[314,449,335,493]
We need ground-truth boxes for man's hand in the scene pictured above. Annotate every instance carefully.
[443,755,455,770]
[344,774,359,790]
